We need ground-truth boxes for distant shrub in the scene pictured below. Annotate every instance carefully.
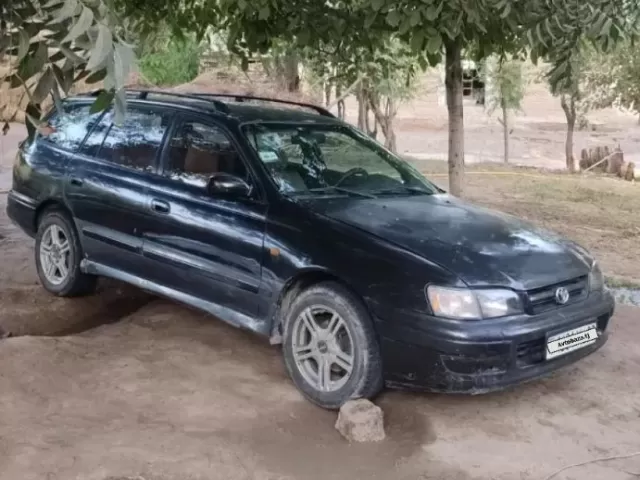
[139,37,202,87]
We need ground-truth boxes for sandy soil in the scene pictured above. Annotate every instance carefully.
[1,84,640,480]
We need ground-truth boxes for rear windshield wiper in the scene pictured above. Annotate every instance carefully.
[307,186,376,199]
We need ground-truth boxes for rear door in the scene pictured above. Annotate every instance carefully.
[141,114,269,327]
[65,104,174,277]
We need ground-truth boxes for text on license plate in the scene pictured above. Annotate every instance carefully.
[546,322,598,360]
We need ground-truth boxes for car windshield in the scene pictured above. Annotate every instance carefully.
[242,123,441,198]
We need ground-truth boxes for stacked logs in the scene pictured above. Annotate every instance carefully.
[579,145,635,181]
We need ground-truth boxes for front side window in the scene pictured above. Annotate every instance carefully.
[243,123,439,197]
[83,107,172,172]
[165,120,249,188]
[39,102,102,152]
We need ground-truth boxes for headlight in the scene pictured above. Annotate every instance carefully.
[589,262,604,292]
[426,286,523,320]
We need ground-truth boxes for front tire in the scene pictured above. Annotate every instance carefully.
[35,210,97,297]
[282,282,383,409]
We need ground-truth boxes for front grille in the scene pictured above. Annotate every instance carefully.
[526,276,588,314]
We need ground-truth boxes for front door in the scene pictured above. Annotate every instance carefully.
[142,115,269,330]
[65,104,174,277]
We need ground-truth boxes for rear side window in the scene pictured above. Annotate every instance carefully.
[81,106,172,173]
[165,120,249,188]
[39,102,102,152]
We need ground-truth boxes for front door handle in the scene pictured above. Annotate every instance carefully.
[150,199,170,214]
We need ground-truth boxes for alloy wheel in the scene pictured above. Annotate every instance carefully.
[39,224,71,286]
[291,306,355,393]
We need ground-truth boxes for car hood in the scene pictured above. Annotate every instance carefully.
[305,194,592,290]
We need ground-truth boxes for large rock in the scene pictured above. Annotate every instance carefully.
[335,399,385,443]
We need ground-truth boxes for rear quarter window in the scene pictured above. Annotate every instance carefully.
[81,106,173,173]
[39,102,103,152]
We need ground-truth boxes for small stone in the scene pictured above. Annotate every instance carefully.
[335,399,385,443]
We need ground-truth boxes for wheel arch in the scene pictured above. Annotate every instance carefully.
[268,268,374,345]
[34,198,73,231]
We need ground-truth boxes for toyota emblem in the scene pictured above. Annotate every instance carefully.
[555,287,570,305]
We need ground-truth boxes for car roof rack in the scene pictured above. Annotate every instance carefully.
[190,93,335,118]
[80,89,335,118]
[83,88,231,114]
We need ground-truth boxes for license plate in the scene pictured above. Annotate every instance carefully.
[546,323,598,360]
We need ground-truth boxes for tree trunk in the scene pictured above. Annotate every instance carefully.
[367,93,397,153]
[284,52,300,92]
[357,84,367,130]
[561,94,577,173]
[365,92,378,139]
[445,40,465,196]
[501,98,509,163]
[324,81,332,107]
[335,84,345,119]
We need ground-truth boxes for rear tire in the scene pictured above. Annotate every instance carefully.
[282,281,383,409]
[35,210,97,297]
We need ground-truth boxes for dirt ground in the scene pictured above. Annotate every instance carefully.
[1,82,640,480]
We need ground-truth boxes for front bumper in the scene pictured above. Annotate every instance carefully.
[376,290,615,394]
[6,190,37,237]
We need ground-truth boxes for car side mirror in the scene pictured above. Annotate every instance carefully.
[206,172,252,198]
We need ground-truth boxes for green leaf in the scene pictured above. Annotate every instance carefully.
[25,103,43,139]
[386,10,401,27]
[410,10,421,27]
[298,28,310,45]
[365,11,378,29]
[526,29,534,47]
[531,48,539,65]
[90,89,114,114]
[17,41,48,84]
[62,5,94,43]
[258,6,270,20]
[53,0,78,23]
[113,43,134,88]
[58,45,85,65]
[371,0,385,12]
[51,64,70,93]
[86,24,113,71]
[397,16,412,35]
[17,30,30,62]
[33,67,56,104]
[84,69,107,84]
[500,2,511,19]
[424,6,438,21]
[411,31,424,52]
[114,89,127,126]
[43,0,64,8]
[544,18,556,42]
[600,17,613,37]
[426,33,442,54]
[535,23,547,47]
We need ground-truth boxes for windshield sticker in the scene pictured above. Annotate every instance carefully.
[259,151,279,162]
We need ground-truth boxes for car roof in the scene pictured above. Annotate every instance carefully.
[65,90,342,126]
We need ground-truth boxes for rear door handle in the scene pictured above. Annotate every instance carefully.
[69,177,83,187]
[150,198,170,214]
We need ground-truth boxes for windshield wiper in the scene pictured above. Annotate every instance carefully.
[373,186,434,196]
[307,186,377,199]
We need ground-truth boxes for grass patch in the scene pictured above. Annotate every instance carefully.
[605,276,640,290]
